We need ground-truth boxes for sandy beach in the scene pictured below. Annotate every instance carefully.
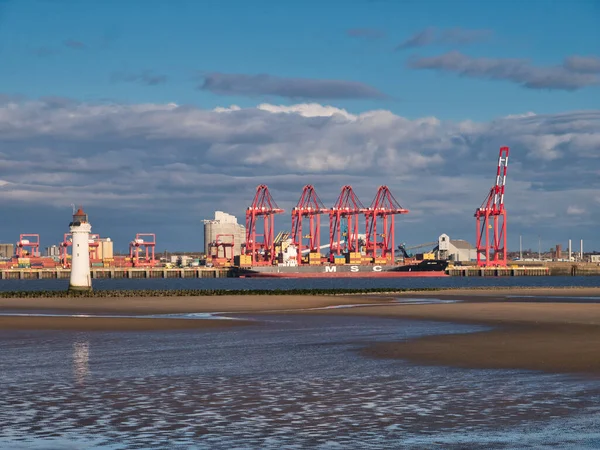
[318,287,600,376]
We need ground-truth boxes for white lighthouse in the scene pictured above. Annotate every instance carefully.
[69,207,92,292]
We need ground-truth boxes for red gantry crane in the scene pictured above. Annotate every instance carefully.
[89,234,101,261]
[209,233,235,265]
[329,185,366,261]
[245,184,284,265]
[16,234,40,258]
[291,185,330,265]
[129,233,157,267]
[364,186,409,262]
[60,233,72,267]
[60,233,101,268]
[475,146,509,267]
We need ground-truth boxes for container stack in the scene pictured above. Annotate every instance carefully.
[234,254,253,267]
[308,253,321,265]
[333,255,346,265]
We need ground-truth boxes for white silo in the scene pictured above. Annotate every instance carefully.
[203,211,246,257]
[69,207,92,292]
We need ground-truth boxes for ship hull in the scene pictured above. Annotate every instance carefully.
[239,271,448,278]
[235,262,449,279]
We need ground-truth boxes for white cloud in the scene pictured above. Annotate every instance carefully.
[257,103,356,120]
[1,98,600,248]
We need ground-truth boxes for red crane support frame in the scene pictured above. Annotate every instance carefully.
[245,185,284,265]
[291,185,330,264]
[60,233,72,267]
[16,234,40,258]
[364,186,409,261]
[60,233,102,268]
[89,234,100,261]
[210,233,235,261]
[129,233,157,267]
[329,185,366,261]
[475,146,509,267]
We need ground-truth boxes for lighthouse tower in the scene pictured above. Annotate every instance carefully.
[69,207,92,292]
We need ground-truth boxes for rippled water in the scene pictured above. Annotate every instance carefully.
[1,275,600,292]
[1,314,599,449]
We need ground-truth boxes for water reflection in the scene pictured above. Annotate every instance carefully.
[73,340,89,385]
[0,315,598,449]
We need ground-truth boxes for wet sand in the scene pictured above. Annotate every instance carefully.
[0,316,251,331]
[0,294,393,331]
[325,289,600,376]
[391,286,600,303]
[364,323,600,375]
[0,294,388,315]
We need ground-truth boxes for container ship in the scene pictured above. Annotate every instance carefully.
[235,259,449,278]
[230,235,449,278]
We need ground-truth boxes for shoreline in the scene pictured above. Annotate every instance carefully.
[2,287,600,376]
[0,316,253,331]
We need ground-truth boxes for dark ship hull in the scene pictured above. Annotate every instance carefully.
[235,260,449,278]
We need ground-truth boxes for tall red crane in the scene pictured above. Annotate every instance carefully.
[475,146,509,267]
[364,186,409,261]
[245,184,284,265]
[329,185,366,261]
[292,185,329,264]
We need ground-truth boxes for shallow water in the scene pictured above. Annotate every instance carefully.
[1,275,600,292]
[0,314,599,449]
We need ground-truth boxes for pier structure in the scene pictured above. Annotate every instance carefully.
[0,267,233,280]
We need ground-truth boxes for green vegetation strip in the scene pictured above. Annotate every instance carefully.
[0,288,443,298]
[0,285,593,298]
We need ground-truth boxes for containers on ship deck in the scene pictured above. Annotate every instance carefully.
[333,255,346,265]
[308,253,321,265]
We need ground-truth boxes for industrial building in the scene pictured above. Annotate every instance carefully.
[0,244,14,259]
[435,234,477,262]
[203,211,246,258]
[95,237,114,260]
[45,245,60,257]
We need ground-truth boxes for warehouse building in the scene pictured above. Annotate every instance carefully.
[203,211,246,257]
[434,233,477,262]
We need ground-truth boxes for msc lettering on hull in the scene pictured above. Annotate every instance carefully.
[325,265,383,272]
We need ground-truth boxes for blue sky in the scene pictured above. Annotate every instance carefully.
[0,0,599,253]
[3,0,599,119]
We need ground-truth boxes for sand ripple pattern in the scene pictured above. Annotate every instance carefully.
[1,373,599,449]
[1,314,600,448]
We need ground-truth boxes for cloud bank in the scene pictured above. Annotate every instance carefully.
[110,70,168,86]
[0,96,599,249]
[408,51,600,91]
[396,27,492,50]
[199,73,388,100]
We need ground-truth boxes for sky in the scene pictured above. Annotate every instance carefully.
[0,0,599,253]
